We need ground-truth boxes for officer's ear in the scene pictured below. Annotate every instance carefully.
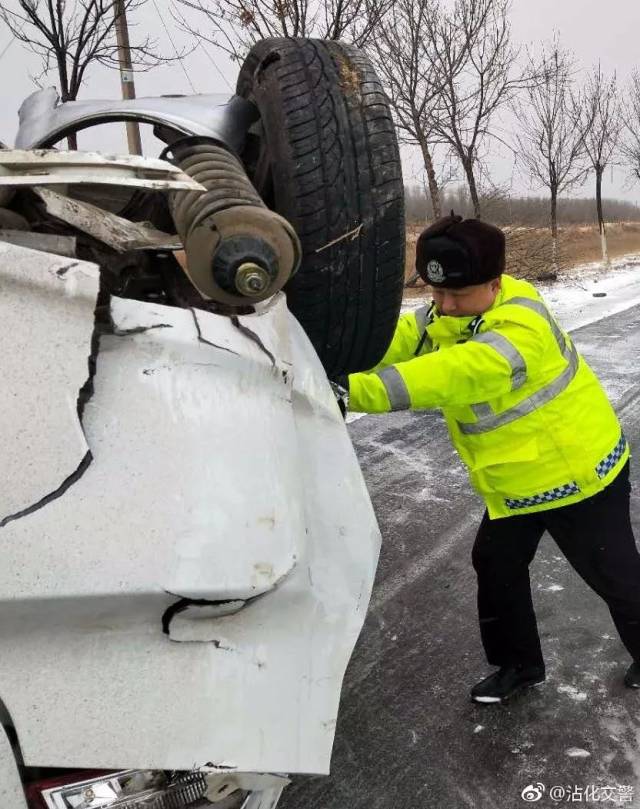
[489,277,502,294]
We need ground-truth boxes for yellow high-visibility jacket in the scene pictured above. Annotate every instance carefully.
[348,274,628,519]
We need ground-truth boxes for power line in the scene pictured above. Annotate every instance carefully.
[198,39,234,93]
[169,0,234,93]
[0,36,15,63]
[0,17,28,65]
[153,0,197,93]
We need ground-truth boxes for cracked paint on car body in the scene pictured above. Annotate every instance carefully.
[0,244,381,776]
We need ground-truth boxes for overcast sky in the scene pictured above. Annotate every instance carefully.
[0,0,638,204]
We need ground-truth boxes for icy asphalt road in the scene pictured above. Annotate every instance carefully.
[282,300,640,809]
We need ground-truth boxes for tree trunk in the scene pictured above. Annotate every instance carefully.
[462,157,481,219]
[418,136,441,219]
[595,167,610,266]
[57,65,78,151]
[550,188,558,273]
[59,86,78,150]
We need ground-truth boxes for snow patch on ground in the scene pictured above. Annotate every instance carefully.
[538,255,640,332]
[565,747,591,758]
[601,714,640,783]
[557,685,588,702]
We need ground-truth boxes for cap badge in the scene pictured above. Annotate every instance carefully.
[426,260,445,283]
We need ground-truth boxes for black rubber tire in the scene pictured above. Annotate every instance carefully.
[237,38,405,377]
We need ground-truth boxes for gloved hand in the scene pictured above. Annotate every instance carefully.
[329,375,349,418]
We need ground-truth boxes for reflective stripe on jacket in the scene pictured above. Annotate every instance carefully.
[348,274,629,519]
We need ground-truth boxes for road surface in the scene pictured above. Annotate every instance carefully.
[282,301,640,809]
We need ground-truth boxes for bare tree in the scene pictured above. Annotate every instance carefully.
[580,65,621,266]
[0,0,164,148]
[425,0,527,218]
[174,0,389,60]
[621,71,640,188]
[514,42,589,270]
[369,0,467,220]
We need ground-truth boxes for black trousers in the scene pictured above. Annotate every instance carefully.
[472,462,640,671]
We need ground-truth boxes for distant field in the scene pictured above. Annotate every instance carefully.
[404,222,640,295]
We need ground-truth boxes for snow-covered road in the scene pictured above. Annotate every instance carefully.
[283,259,640,809]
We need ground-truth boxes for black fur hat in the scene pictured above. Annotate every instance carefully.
[415,213,505,288]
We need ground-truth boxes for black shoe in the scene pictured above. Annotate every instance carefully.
[471,665,546,704]
[624,662,640,688]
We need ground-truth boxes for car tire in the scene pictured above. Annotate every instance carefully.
[237,38,405,377]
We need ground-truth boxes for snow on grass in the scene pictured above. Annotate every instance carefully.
[538,254,640,332]
[401,253,640,335]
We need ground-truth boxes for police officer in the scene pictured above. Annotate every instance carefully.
[344,214,640,703]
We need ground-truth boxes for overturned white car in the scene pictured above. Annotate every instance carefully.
[0,38,405,809]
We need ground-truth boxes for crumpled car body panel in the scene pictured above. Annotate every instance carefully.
[15,87,255,153]
[0,243,380,775]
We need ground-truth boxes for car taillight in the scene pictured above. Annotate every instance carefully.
[25,769,208,808]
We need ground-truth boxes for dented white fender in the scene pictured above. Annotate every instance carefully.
[0,243,381,776]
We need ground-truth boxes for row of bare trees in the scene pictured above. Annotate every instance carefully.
[405,187,640,227]
[3,0,640,270]
[171,0,640,268]
[514,45,625,268]
[370,0,528,221]
[369,1,640,269]
[515,51,640,269]
[175,0,527,222]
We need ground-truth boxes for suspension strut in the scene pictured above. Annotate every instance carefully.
[168,138,301,306]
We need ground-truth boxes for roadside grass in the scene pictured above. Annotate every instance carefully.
[404,222,640,296]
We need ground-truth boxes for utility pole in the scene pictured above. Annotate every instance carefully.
[113,0,143,155]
